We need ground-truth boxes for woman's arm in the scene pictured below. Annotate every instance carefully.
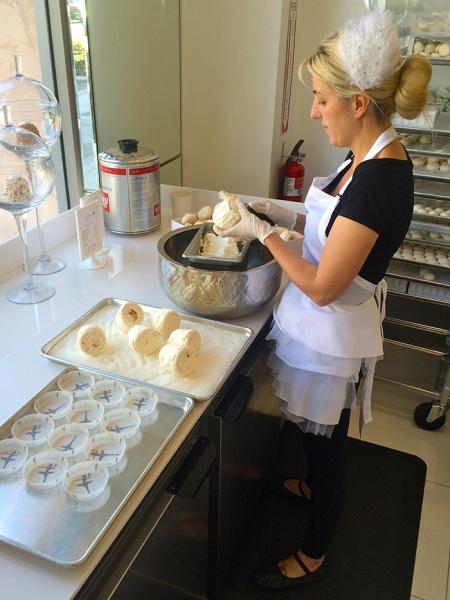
[264,215,378,306]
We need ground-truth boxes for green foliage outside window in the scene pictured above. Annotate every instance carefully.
[73,41,86,76]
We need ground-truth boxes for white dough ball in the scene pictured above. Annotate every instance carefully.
[197,205,213,221]
[116,302,144,332]
[77,324,107,356]
[419,135,431,144]
[151,308,181,338]
[424,43,436,54]
[181,213,198,225]
[168,328,201,353]
[440,164,450,171]
[413,41,424,53]
[212,191,241,230]
[159,344,196,377]
[412,157,427,166]
[424,272,436,280]
[438,43,450,57]
[128,325,161,356]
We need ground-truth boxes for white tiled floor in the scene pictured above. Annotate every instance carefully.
[349,380,450,600]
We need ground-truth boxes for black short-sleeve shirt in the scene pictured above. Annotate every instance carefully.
[323,154,414,284]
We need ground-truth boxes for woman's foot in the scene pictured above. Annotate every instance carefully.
[283,478,311,500]
[254,551,326,590]
[278,550,324,579]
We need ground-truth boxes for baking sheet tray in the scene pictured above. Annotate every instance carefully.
[182,222,251,266]
[0,368,193,566]
[41,298,253,401]
[391,255,450,272]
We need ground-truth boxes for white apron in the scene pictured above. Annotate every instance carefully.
[273,126,397,433]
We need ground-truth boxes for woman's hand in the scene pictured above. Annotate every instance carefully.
[249,199,297,229]
[213,198,275,244]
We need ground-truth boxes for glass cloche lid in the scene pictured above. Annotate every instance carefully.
[0,106,55,215]
[0,56,62,147]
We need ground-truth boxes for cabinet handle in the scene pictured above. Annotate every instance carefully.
[214,374,254,423]
[166,436,216,499]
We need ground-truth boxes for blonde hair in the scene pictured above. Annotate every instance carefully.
[301,33,432,120]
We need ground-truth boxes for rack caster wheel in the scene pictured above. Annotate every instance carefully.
[414,402,446,431]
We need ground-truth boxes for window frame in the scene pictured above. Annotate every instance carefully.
[34,0,85,209]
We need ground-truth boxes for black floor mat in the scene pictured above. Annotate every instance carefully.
[221,423,427,600]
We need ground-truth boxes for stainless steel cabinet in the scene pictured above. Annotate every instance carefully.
[76,326,281,600]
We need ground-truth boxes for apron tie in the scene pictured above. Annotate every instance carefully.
[357,278,388,435]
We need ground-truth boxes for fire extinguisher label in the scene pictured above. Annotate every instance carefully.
[101,191,110,213]
[283,177,304,198]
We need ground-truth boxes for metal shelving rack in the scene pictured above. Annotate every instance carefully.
[376,18,450,429]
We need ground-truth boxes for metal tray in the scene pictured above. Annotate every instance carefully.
[182,222,250,266]
[41,298,253,402]
[413,166,450,182]
[0,367,193,566]
[391,255,450,273]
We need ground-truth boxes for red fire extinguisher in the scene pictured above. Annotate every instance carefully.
[280,139,305,202]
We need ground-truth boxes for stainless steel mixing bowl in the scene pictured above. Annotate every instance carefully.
[157,226,282,317]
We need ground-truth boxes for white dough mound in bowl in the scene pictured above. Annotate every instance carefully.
[212,191,241,230]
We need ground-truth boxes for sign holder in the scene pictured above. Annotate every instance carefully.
[75,191,107,270]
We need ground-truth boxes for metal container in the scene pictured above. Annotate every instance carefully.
[182,222,251,267]
[157,226,282,318]
[98,138,160,234]
[41,298,253,402]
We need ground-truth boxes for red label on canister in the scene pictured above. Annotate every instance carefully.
[129,164,160,175]
[101,191,110,213]
[99,165,126,176]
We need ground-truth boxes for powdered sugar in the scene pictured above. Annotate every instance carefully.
[47,304,251,401]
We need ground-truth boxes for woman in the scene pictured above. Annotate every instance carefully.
[214,10,431,591]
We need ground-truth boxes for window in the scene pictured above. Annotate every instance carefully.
[66,0,99,192]
[0,0,65,244]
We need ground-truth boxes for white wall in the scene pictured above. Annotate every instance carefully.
[285,0,366,193]
[180,0,285,197]
[87,0,181,163]
[180,0,369,198]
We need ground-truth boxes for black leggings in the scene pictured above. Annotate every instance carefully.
[300,408,351,559]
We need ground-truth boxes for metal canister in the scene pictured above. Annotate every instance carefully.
[98,138,160,234]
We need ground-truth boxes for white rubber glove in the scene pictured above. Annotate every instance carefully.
[213,198,275,244]
[248,199,297,230]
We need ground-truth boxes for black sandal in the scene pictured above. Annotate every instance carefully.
[254,551,327,590]
[267,477,311,501]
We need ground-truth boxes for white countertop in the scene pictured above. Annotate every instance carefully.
[0,185,298,599]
